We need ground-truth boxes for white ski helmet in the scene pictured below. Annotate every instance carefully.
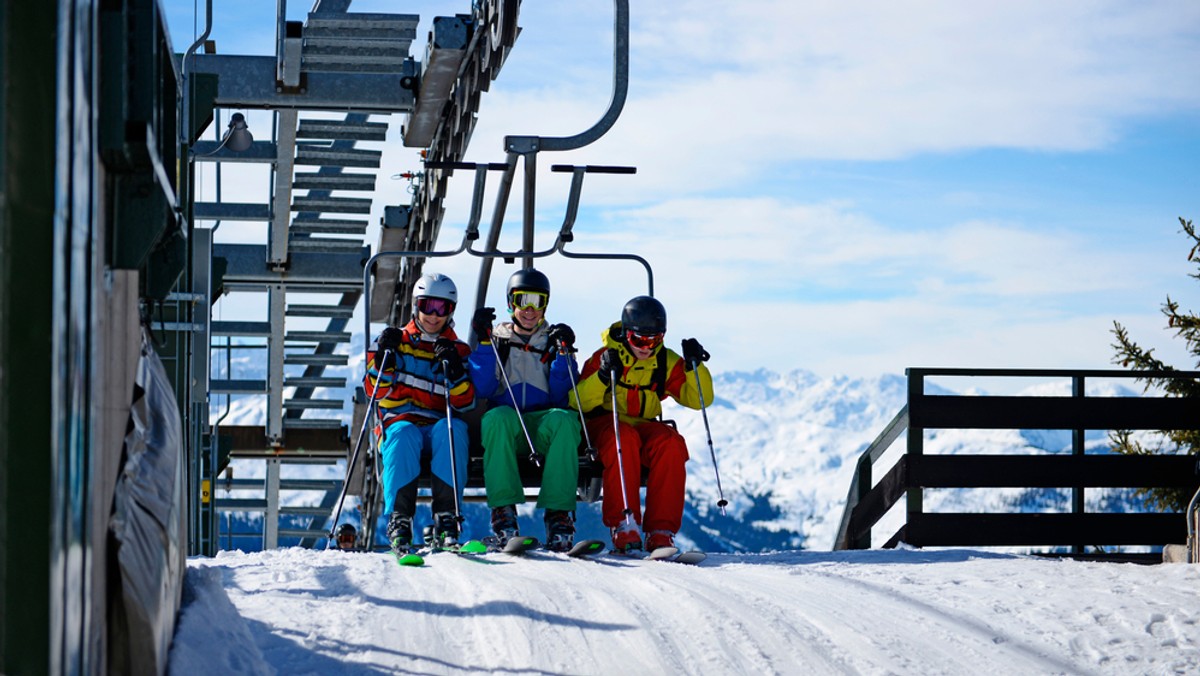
[412,273,458,309]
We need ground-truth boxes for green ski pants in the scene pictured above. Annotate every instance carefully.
[481,406,581,511]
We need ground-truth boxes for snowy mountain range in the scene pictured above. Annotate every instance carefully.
[213,337,1149,553]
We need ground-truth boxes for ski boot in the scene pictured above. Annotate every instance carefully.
[491,505,520,546]
[610,520,643,554]
[645,529,676,553]
[543,509,575,552]
[430,511,460,549]
[387,513,414,555]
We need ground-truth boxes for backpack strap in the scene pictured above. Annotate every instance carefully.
[494,336,552,366]
[613,348,668,399]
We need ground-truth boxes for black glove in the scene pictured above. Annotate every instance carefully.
[546,323,575,351]
[681,338,710,371]
[374,327,403,368]
[378,327,403,352]
[472,307,496,341]
[433,338,466,381]
[597,348,621,386]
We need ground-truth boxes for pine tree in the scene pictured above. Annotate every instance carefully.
[1110,217,1200,511]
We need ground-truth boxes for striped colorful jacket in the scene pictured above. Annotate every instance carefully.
[364,320,475,429]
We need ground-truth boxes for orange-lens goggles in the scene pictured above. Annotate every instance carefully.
[625,330,664,350]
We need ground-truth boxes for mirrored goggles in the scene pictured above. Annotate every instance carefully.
[625,330,664,350]
[415,296,455,317]
[510,291,549,311]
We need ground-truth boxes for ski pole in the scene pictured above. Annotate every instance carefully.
[441,360,464,528]
[327,348,392,549]
[362,435,385,548]
[490,339,542,467]
[690,359,729,516]
[609,365,636,529]
[560,340,596,461]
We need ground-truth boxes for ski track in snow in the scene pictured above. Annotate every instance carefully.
[172,548,1200,675]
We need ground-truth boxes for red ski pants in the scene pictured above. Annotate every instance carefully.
[586,417,690,533]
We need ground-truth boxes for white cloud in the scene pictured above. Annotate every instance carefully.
[171,0,1200,384]
[465,0,1200,200]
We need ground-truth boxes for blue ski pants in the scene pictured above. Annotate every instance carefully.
[379,418,469,515]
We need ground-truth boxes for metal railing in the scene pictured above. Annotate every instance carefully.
[834,368,1200,555]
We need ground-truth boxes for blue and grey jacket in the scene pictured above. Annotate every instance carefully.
[468,322,578,411]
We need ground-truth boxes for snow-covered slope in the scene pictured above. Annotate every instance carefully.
[168,547,1200,674]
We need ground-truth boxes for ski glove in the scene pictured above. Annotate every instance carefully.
[547,323,576,350]
[378,327,403,352]
[434,338,466,381]
[597,348,622,385]
[681,338,710,371]
[374,327,403,368]
[472,307,496,342]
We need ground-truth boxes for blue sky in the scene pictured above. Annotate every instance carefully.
[168,1,1200,381]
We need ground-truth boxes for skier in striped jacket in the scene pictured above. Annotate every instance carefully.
[365,273,475,553]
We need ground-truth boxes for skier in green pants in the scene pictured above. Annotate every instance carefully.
[468,268,583,550]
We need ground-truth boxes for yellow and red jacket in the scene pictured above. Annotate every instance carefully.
[364,320,475,429]
[572,322,713,424]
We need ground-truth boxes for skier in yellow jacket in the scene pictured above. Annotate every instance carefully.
[572,296,713,553]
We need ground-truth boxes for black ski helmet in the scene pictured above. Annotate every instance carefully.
[506,268,550,298]
[621,296,667,334]
[336,523,357,550]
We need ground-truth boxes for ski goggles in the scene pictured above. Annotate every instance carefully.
[509,290,549,311]
[415,296,455,317]
[625,330,664,350]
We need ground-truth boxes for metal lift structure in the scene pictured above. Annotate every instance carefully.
[182,0,524,553]
[183,0,641,554]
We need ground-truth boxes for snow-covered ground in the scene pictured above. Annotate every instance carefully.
[169,546,1200,674]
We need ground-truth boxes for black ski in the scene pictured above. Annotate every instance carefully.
[564,538,606,558]
[648,546,707,565]
[482,535,541,555]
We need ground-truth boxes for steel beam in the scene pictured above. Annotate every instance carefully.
[188,54,417,112]
[214,243,367,287]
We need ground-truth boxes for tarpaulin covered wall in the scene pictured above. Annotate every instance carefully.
[109,329,186,675]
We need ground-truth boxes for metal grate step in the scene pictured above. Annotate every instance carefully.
[302,44,409,73]
[285,353,349,366]
[284,376,346,388]
[286,304,354,319]
[292,173,376,192]
[212,321,273,337]
[295,145,382,169]
[290,218,368,235]
[304,12,418,41]
[292,195,372,214]
[286,330,352,343]
[283,417,345,429]
[278,527,336,539]
[194,202,271,222]
[284,398,345,410]
[297,119,388,142]
[219,478,342,491]
[211,379,268,394]
[288,237,367,253]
